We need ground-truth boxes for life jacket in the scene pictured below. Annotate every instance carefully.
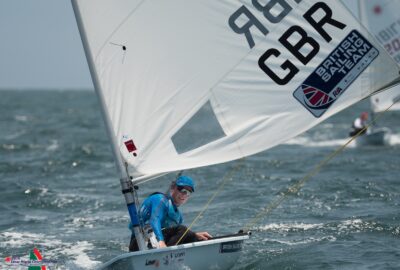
[142,192,182,227]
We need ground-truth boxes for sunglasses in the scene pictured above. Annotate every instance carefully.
[177,186,193,196]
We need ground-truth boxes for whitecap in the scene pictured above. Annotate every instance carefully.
[0,231,101,270]
[389,133,400,145]
[39,188,49,196]
[23,215,48,222]
[15,115,28,122]
[285,136,310,145]
[46,140,59,151]
[336,218,379,233]
[62,241,101,269]
[285,136,356,148]
[0,231,61,248]
[258,222,324,232]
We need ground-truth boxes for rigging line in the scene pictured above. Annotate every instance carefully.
[175,158,245,246]
[242,99,398,232]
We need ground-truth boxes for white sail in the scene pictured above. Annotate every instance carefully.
[73,0,400,180]
[358,0,400,112]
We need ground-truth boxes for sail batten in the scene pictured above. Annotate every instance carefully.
[73,0,400,181]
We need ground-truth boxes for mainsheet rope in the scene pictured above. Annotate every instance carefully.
[175,158,245,245]
[242,98,398,231]
[176,98,398,245]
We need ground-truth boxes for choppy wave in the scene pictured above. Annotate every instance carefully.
[0,231,101,269]
[258,222,324,232]
[258,219,398,237]
[1,91,399,270]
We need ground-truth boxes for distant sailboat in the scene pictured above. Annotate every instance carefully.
[355,0,400,146]
[71,0,400,269]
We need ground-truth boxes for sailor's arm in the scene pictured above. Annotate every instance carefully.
[149,196,168,248]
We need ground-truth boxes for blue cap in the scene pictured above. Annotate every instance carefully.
[176,175,195,192]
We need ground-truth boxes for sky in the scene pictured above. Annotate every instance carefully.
[0,0,358,90]
[0,0,92,90]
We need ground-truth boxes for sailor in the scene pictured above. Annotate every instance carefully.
[129,175,212,251]
[349,111,369,137]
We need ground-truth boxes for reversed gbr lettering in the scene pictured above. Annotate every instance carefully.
[229,1,347,85]
[229,0,302,49]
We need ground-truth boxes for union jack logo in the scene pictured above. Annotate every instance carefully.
[301,85,334,109]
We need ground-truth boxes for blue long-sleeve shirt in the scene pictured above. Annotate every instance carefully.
[138,193,183,241]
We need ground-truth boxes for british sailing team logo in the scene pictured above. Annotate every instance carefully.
[4,247,57,269]
[293,30,379,117]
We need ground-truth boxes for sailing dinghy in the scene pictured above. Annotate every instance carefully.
[355,127,391,146]
[355,0,400,146]
[71,0,400,269]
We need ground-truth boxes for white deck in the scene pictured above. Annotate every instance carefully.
[98,234,250,270]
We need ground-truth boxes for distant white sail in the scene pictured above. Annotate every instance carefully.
[73,0,400,180]
[358,0,400,112]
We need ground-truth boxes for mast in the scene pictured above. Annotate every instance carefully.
[70,0,147,251]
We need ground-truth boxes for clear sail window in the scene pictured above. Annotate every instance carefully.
[172,101,226,154]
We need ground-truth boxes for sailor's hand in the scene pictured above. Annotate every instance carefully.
[195,231,212,241]
[158,241,167,248]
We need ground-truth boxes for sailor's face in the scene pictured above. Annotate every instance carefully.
[171,186,192,206]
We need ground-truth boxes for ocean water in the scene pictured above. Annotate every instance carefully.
[0,90,399,270]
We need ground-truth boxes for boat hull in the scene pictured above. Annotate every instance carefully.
[98,234,249,270]
[356,127,391,146]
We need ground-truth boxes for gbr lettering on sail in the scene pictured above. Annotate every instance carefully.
[229,1,346,86]
[229,0,380,118]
